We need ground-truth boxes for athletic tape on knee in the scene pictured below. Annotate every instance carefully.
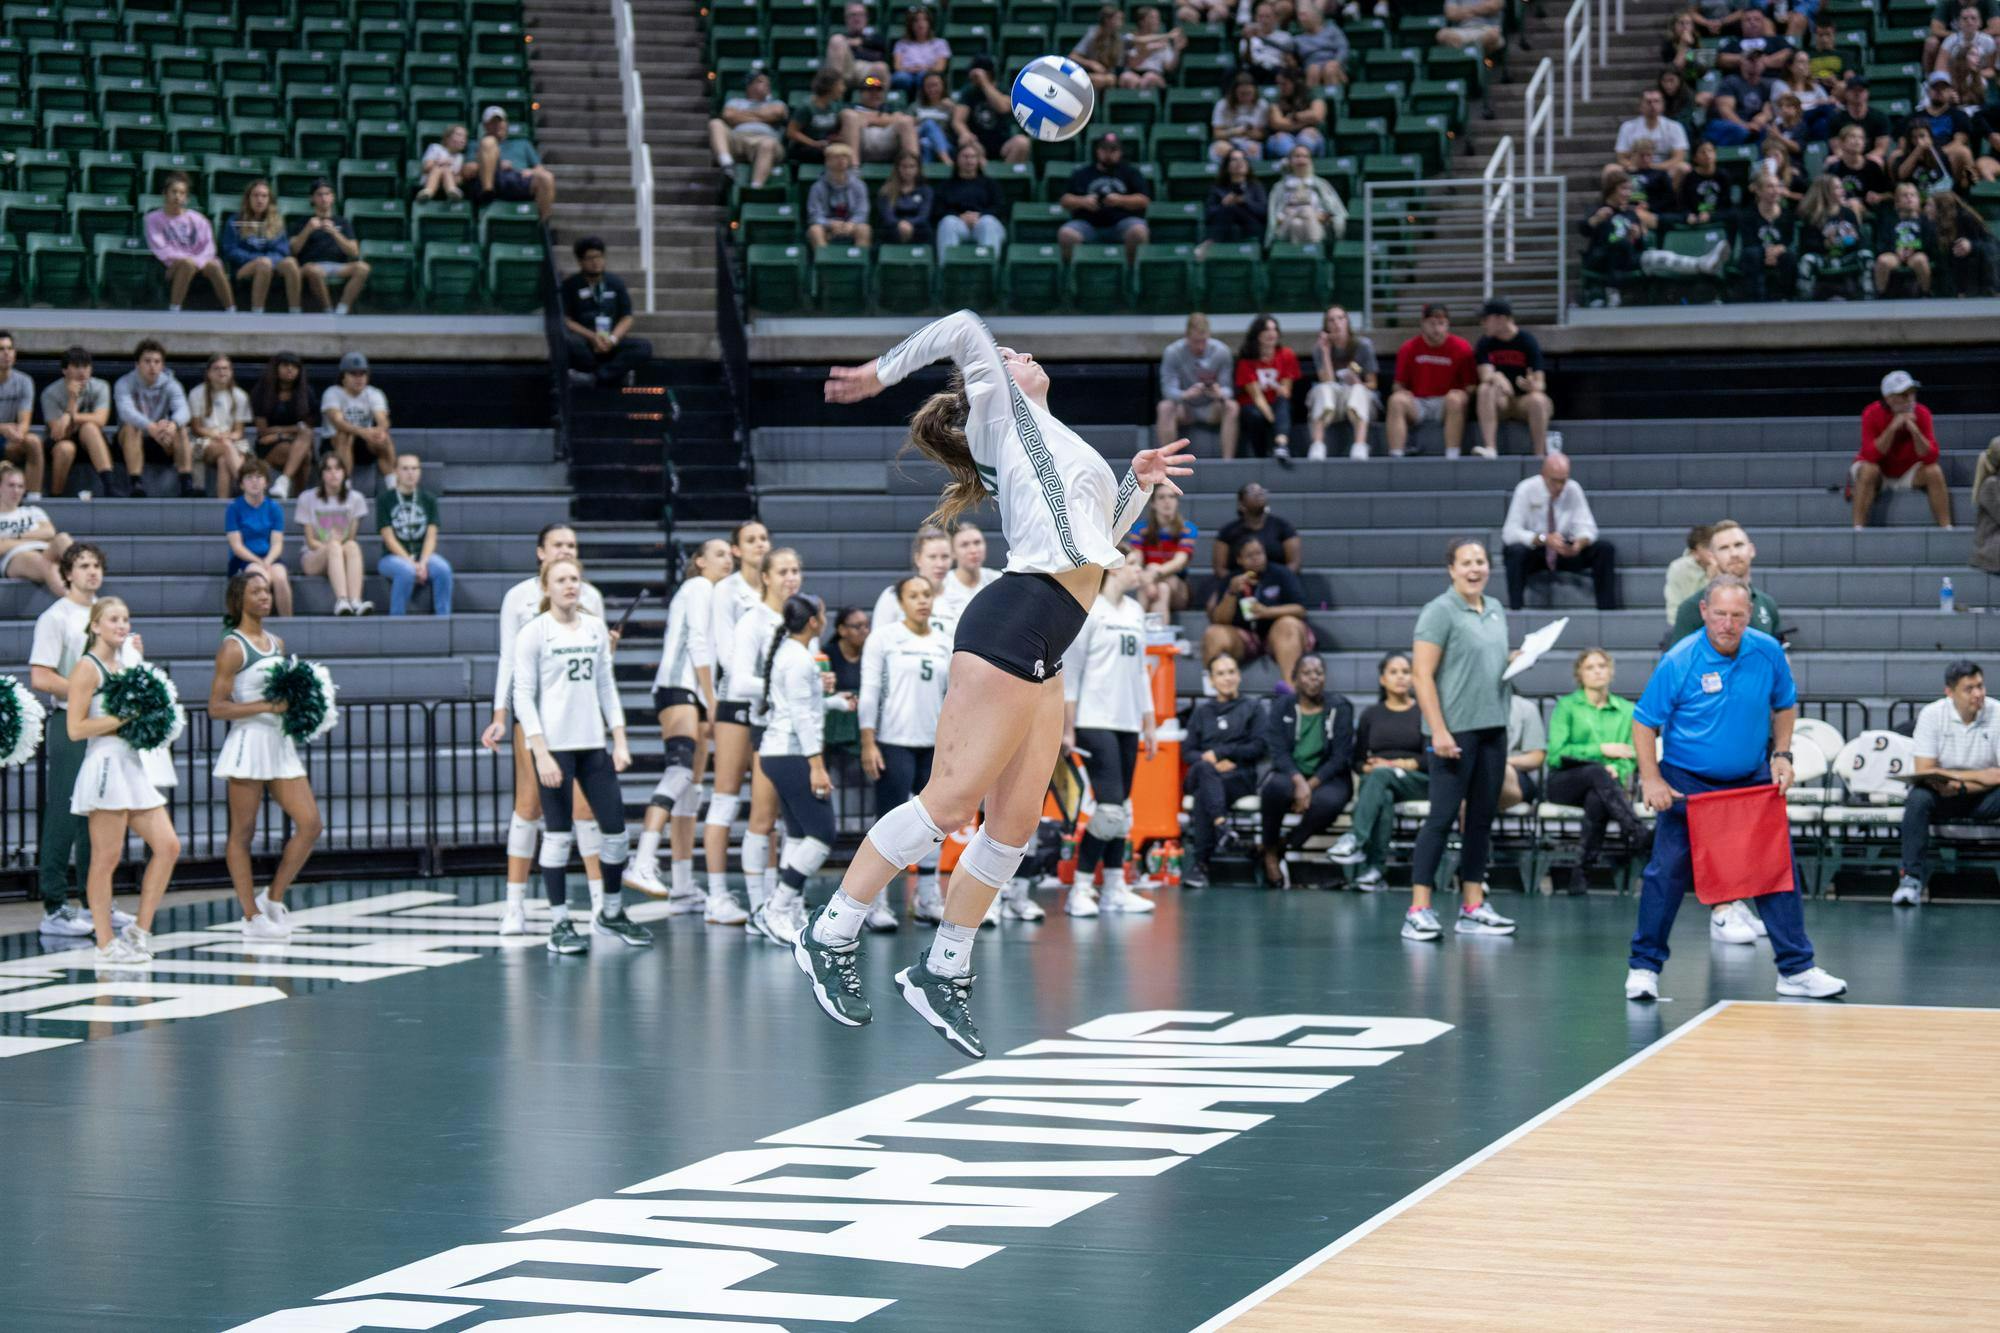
[538,831,575,869]
[671,784,704,818]
[574,818,603,859]
[783,836,832,877]
[1089,801,1131,842]
[960,828,1031,889]
[507,813,543,859]
[598,829,629,866]
[866,797,946,868]
[704,791,741,829]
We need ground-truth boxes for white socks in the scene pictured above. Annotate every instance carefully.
[814,888,872,948]
[636,828,663,866]
[588,880,604,916]
[670,860,694,896]
[550,902,569,924]
[1104,866,1125,894]
[505,882,526,910]
[930,922,977,978]
[708,869,730,898]
[742,833,770,910]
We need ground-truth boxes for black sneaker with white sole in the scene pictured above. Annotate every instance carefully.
[593,911,654,947]
[792,908,872,1026]
[895,948,985,1060]
[546,918,590,954]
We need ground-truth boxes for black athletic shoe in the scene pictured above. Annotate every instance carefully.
[1181,861,1210,890]
[593,910,654,947]
[895,948,984,1060]
[178,472,199,497]
[793,907,871,1026]
[546,918,589,954]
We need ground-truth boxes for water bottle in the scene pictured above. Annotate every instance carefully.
[1545,429,1564,455]
[1941,576,1955,614]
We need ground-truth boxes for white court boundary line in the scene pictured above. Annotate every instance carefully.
[1188,998,1736,1333]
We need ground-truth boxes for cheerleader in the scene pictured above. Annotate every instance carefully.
[209,570,322,941]
[700,519,772,924]
[66,598,180,964]
[797,309,1190,1059]
[757,595,841,950]
[932,521,1001,637]
[1061,552,1157,917]
[869,526,953,633]
[859,574,954,929]
[480,523,611,937]
[727,547,807,944]
[628,538,732,905]
[512,556,647,954]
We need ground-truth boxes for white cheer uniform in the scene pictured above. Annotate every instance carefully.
[213,629,306,781]
[1063,592,1153,733]
[759,638,828,758]
[32,596,170,788]
[492,575,606,722]
[512,611,624,750]
[70,652,166,814]
[653,575,716,695]
[859,620,952,747]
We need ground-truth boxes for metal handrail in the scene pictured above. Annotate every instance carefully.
[1481,134,1518,294]
[1562,0,1591,138]
[612,0,656,312]
[1523,57,1554,218]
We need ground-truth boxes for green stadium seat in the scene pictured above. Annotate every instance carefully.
[98,79,160,117]
[1264,241,1327,309]
[182,12,236,49]
[980,159,1035,209]
[410,87,468,123]
[286,85,343,125]
[67,6,120,42]
[91,232,158,302]
[1200,241,1263,312]
[41,108,96,149]
[25,229,83,301]
[161,79,220,119]
[1165,87,1213,125]
[230,117,288,157]
[1134,241,1196,313]
[415,18,469,56]
[404,51,462,87]
[412,196,472,245]
[211,48,268,85]
[468,0,523,21]
[271,157,329,198]
[358,237,415,309]
[148,44,210,81]
[1104,88,1161,128]
[277,50,339,89]
[421,239,482,309]
[471,21,525,57]
[337,157,401,200]
[1149,120,1207,165]
[746,241,809,313]
[1178,51,1234,86]
[349,197,408,243]
[170,115,227,154]
[1395,112,1453,172]
[1011,0,1059,25]
[1143,199,1201,243]
[1362,44,1425,84]
[1409,77,1468,125]
[485,239,543,312]
[0,105,33,150]
[1360,152,1424,185]
[30,72,88,115]
[410,0,466,19]
[1164,159,1212,202]
[873,241,936,315]
[5,7,62,42]
[362,19,410,54]
[224,81,282,123]
[142,150,201,192]
[123,12,178,46]
[354,120,413,159]
[1329,237,1365,306]
[78,148,135,196]
[294,120,350,160]
[204,154,263,199]
[1009,200,1068,244]
[1333,114,1390,158]
[1003,241,1064,311]
[738,200,800,246]
[244,15,295,52]
[0,69,17,111]
[9,144,66,191]
[1180,20,1227,54]
[348,85,408,122]
[938,241,999,307]
[342,52,400,87]
[1346,80,1407,121]
[0,233,17,297]
[466,52,526,86]
[1069,242,1128,310]
[24,39,79,79]
[478,198,540,246]
[68,191,131,245]
[999,21,1050,62]
[812,242,870,311]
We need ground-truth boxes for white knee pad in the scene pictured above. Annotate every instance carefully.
[671,784,704,819]
[598,828,629,866]
[742,830,770,874]
[704,791,741,830]
[784,836,832,876]
[538,831,575,869]
[866,797,946,868]
[650,766,693,811]
[1089,801,1131,843]
[959,828,1030,890]
[574,818,603,859]
[507,813,544,859]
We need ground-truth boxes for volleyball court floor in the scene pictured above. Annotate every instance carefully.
[2,877,1995,1331]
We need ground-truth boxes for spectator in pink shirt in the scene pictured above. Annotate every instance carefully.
[145,172,235,313]
[891,6,952,95]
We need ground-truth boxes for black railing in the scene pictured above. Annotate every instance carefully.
[715,222,755,449]
[540,224,573,460]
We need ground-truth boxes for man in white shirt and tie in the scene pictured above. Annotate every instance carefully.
[1499,453,1619,610]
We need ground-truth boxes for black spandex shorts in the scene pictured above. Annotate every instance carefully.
[952,571,1090,684]
[653,686,707,719]
[714,699,752,727]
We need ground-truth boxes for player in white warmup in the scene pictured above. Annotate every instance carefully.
[727,547,809,945]
[870,527,953,633]
[1061,551,1158,918]
[701,520,772,925]
[932,521,1001,637]
[859,574,954,930]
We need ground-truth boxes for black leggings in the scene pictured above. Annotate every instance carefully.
[1259,771,1355,849]
[1183,759,1258,859]
[539,747,626,908]
[1410,724,1506,887]
[874,742,935,825]
[1545,762,1650,869]
[1076,727,1140,873]
[761,754,837,847]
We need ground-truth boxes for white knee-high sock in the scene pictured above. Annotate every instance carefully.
[636,828,663,867]
[742,832,770,910]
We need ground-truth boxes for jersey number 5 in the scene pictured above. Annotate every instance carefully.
[919,659,935,681]
[566,657,594,681]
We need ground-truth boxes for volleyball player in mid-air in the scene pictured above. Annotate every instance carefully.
[794,309,1192,1058]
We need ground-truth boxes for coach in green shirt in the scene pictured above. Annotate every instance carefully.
[1670,519,1780,642]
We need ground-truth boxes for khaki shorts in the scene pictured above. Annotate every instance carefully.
[726,128,784,160]
[860,124,900,161]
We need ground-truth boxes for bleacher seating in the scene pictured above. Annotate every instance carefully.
[0,0,542,311]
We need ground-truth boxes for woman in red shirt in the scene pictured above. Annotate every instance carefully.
[1234,314,1301,461]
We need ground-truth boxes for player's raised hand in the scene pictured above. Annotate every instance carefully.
[1132,437,1195,495]
[824,360,884,404]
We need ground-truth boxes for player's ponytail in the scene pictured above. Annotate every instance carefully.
[904,369,984,531]
[761,594,821,718]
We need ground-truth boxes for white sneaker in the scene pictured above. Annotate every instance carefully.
[1624,968,1660,1001]
[753,891,802,947]
[1775,966,1847,999]
[864,900,900,933]
[270,475,291,500]
[1102,885,1156,914]
[981,893,1001,927]
[1471,444,1498,459]
[355,598,376,615]
[254,891,289,930]
[1348,441,1370,459]
[498,902,528,936]
[913,882,945,924]
[1734,898,1768,937]
[705,892,749,926]
[1305,440,1327,460]
[110,905,135,930]
[1710,904,1756,945]
[117,923,154,962]
[39,904,94,937]
[1066,883,1100,917]
[1326,834,1365,865]
[1456,901,1516,935]
[1891,875,1922,906]
[1401,907,1442,941]
[243,913,289,941]
[1002,882,1046,920]
[621,859,669,898]
[93,937,150,966]
[333,598,355,616]
[1353,867,1386,892]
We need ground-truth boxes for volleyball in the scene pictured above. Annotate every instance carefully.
[1011,55,1096,142]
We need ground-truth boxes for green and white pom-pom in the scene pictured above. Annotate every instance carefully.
[264,655,340,744]
[100,662,186,753]
[0,676,46,769]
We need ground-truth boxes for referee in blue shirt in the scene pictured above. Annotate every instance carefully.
[1625,576,1847,1002]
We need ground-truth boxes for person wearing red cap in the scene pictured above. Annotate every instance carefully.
[1854,370,1952,530]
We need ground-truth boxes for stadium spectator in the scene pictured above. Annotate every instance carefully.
[1615,88,1692,181]
[1733,171,1800,302]
[843,74,920,165]
[1058,131,1152,261]
[1204,534,1314,683]
[825,2,889,85]
[1617,139,1674,225]
[249,352,317,501]
[1689,0,1750,36]
[954,57,1032,166]
[0,331,42,500]
[1827,77,1891,162]
[1931,0,2000,72]
[320,352,396,483]
[224,458,292,616]
[1546,648,1651,894]
[377,452,453,617]
[1671,520,1779,639]
[1896,658,2000,905]
[807,144,874,250]
[1292,0,1350,85]
[560,236,653,391]
[892,5,951,95]
[418,123,470,200]
[1257,652,1354,887]
[145,172,235,313]
[1854,370,1952,529]
[1499,692,1547,810]
[789,69,849,167]
[1931,190,2000,294]
[1809,20,1850,104]
[1706,42,1781,144]
[1875,181,1941,297]
[1777,49,1836,129]
[1663,523,1717,627]
[1662,7,1706,76]
[1798,173,1874,299]
[291,180,370,315]
[0,461,69,596]
[1214,481,1303,575]
[875,151,936,245]
[1128,489,1197,614]
[113,339,193,498]
[40,346,112,501]
[1267,69,1329,158]
[1211,71,1274,161]
[219,180,303,313]
[1580,170,1651,305]
[1473,298,1552,458]
[1267,144,1348,247]
[296,451,374,616]
[1205,150,1269,244]
[1677,139,1729,225]
[1156,311,1239,456]
[1657,68,1703,132]
[1827,120,1894,201]
[1124,6,1185,88]
[934,141,1008,250]
[1938,2,1999,73]
[1178,0,1231,19]
[1501,453,1618,610]
[1179,651,1266,889]
[1719,12,1791,70]
[1072,5,1131,92]
[1438,0,1505,56]
[474,107,556,221]
[1233,314,1299,460]
[1386,304,1476,458]
[1305,304,1378,459]
[708,70,787,187]
[1237,2,1295,75]
[189,353,251,501]
[1326,652,1428,891]
[1903,76,1977,187]
[912,72,957,164]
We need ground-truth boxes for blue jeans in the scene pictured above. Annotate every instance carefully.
[1266,128,1326,158]
[937,212,1007,250]
[916,117,954,163]
[1702,119,1757,146]
[379,552,454,615]
[1628,762,1814,977]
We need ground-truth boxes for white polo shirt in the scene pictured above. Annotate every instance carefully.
[1912,696,2000,772]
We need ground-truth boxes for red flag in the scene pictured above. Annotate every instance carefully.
[1687,782,1795,905]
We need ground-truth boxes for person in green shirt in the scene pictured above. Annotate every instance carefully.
[475,106,556,220]
[1670,520,1780,642]
[376,452,453,616]
[1543,647,1653,894]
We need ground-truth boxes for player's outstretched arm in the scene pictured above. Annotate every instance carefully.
[824,360,884,404]
[1131,436,1195,497]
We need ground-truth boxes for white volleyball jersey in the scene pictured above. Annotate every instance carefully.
[871,581,948,638]
[493,575,605,716]
[511,611,624,751]
[710,571,761,694]
[652,575,716,694]
[758,637,826,758]
[727,601,784,713]
[1062,592,1153,733]
[858,620,952,747]
[874,310,1153,574]
[932,565,1000,635]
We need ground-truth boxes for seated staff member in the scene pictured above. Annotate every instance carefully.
[1545,647,1652,895]
[1061,554,1157,917]
[1201,535,1314,686]
[860,575,954,929]
[933,522,1000,636]
[1499,693,1547,810]
[1180,651,1266,890]
[1896,658,2000,907]
[1626,574,1845,1002]
[1328,651,1428,892]
[1257,652,1354,888]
